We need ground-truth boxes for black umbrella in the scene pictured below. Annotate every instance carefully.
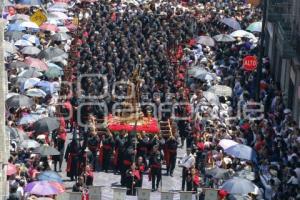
[38,47,67,60]
[33,145,60,156]
[33,117,59,134]
[6,94,34,108]
[6,126,27,143]
[9,61,30,69]
[206,167,230,179]
[5,31,24,41]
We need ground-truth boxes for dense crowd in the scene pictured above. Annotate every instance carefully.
[4,0,300,200]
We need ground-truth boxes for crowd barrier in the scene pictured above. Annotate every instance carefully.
[56,186,219,200]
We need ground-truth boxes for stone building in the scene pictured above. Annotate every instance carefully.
[265,0,300,124]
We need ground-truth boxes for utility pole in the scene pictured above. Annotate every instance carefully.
[0,16,9,199]
[256,0,268,101]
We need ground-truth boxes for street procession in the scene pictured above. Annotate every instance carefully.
[2,0,300,200]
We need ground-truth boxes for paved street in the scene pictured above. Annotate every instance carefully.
[58,131,197,200]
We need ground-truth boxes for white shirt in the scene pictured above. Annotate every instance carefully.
[180,153,195,169]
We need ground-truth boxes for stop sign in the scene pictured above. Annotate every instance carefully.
[243,56,258,71]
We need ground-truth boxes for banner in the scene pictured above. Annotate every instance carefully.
[137,188,151,200]
[204,189,218,200]
[89,186,103,200]
[112,187,127,200]
[161,191,174,200]
[179,191,193,200]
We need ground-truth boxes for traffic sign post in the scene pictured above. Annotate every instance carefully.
[243,56,258,71]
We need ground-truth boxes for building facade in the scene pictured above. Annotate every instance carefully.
[265,0,300,125]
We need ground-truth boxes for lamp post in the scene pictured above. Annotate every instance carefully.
[255,0,268,101]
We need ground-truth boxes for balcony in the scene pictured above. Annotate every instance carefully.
[277,20,297,58]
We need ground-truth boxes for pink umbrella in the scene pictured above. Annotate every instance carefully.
[40,23,59,32]
[65,23,77,31]
[7,163,17,176]
[24,57,48,71]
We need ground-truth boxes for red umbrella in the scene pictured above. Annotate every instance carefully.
[24,57,48,71]
[49,181,65,193]
[7,163,17,176]
[40,23,59,32]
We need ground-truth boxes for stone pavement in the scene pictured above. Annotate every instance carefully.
[57,131,198,199]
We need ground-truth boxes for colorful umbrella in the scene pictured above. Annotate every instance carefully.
[208,85,233,97]
[4,41,17,54]
[24,57,48,71]
[38,171,63,183]
[18,114,41,125]
[25,88,47,97]
[7,163,17,176]
[220,177,259,195]
[5,31,24,41]
[220,18,241,30]
[18,68,43,78]
[6,94,34,108]
[22,34,40,45]
[6,93,19,100]
[22,77,41,90]
[38,47,66,60]
[15,39,33,47]
[35,81,55,94]
[206,167,231,179]
[219,139,239,150]
[7,23,26,31]
[9,61,30,69]
[25,181,64,195]
[197,36,215,47]
[224,144,257,162]
[49,12,69,20]
[20,139,40,148]
[246,22,262,32]
[40,23,59,32]
[57,26,70,32]
[52,32,71,41]
[33,145,60,156]
[20,21,39,29]
[45,67,64,78]
[213,34,236,42]
[11,14,30,21]
[230,30,256,40]
[21,46,41,55]
[17,0,41,5]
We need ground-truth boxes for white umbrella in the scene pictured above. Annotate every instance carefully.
[23,78,41,90]
[4,41,17,54]
[220,18,241,30]
[213,34,236,42]
[203,91,220,105]
[57,26,69,32]
[230,30,256,40]
[25,88,47,98]
[221,177,260,195]
[15,39,33,47]
[197,36,215,47]
[208,85,233,97]
[20,21,39,29]
[21,46,41,55]
[49,12,69,20]
[219,139,238,150]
